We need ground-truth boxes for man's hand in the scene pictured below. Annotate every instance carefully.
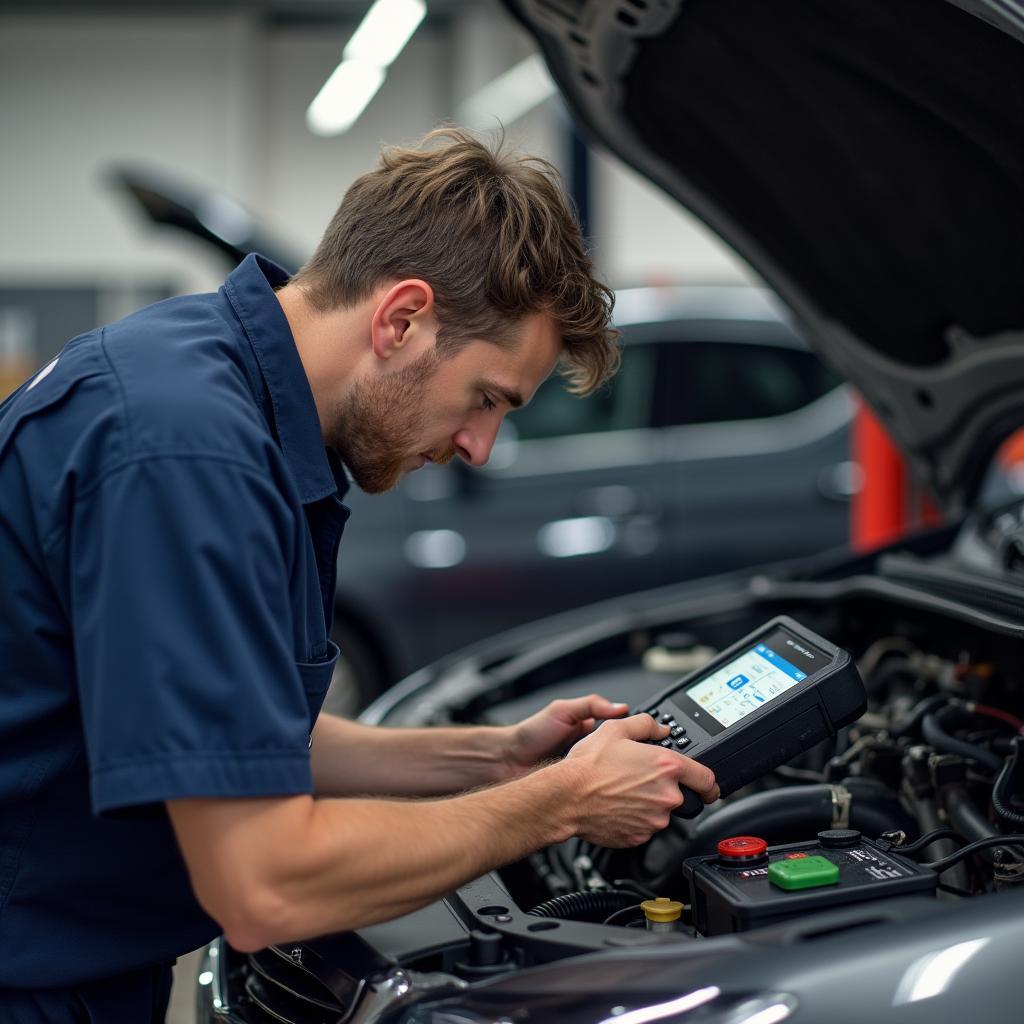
[500,693,630,778]
[561,712,719,847]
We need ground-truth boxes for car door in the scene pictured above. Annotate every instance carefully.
[651,321,853,578]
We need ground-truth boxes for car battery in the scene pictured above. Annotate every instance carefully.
[682,830,938,936]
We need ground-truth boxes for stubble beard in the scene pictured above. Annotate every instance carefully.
[327,348,455,494]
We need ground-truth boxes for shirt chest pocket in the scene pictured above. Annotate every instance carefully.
[295,640,339,732]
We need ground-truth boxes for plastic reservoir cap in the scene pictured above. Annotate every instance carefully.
[640,897,683,923]
[717,836,768,859]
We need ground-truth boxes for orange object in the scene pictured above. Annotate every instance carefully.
[851,398,907,552]
[850,397,942,553]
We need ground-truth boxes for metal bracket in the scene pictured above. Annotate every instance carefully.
[830,784,853,829]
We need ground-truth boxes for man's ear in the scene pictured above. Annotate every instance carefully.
[369,280,436,361]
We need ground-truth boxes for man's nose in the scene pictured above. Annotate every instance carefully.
[453,418,501,467]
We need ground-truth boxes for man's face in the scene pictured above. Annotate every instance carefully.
[326,312,561,494]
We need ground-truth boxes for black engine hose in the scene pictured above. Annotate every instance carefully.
[528,889,638,922]
[945,785,998,844]
[891,694,950,738]
[914,794,969,891]
[688,780,916,856]
[992,737,1024,828]
[921,709,1004,773]
[945,784,1024,867]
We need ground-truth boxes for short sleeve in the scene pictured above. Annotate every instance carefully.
[69,454,314,815]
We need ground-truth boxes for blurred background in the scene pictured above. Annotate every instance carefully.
[1,3,867,719]
[0,0,759,380]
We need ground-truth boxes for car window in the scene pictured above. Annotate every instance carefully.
[656,341,843,427]
[510,342,656,441]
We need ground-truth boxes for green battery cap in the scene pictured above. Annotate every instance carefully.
[768,855,839,891]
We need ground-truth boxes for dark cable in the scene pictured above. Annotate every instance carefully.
[612,879,657,899]
[922,834,1024,874]
[921,709,1004,772]
[603,904,644,927]
[886,827,960,857]
[991,736,1024,828]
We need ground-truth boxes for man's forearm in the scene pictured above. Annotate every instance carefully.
[172,760,580,951]
[310,713,514,797]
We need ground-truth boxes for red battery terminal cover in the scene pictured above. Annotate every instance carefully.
[717,836,768,860]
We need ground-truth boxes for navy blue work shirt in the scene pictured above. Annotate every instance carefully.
[0,255,349,1004]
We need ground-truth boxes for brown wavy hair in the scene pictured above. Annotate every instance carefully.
[292,127,619,394]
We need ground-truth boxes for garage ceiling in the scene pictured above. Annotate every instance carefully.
[0,0,477,22]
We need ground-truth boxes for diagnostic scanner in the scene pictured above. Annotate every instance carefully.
[639,616,867,817]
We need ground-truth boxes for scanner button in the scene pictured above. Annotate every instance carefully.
[674,738,692,751]
[660,713,674,724]
[659,738,674,748]
[670,727,686,738]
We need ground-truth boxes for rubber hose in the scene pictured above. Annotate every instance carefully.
[921,712,1004,773]
[528,889,638,922]
[915,794,969,891]
[891,694,949,738]
[689,781,916,856]
[992,757,1024,828]
[945,784,998,869]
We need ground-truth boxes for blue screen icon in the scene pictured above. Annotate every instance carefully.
[727,674,749,690]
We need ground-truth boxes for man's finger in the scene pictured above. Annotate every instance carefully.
[672,756,718,802]
[606,711,669,741]
[556,694,629,724]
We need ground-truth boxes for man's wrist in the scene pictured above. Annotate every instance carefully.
[525,758,584,846]
[491,723,526,783]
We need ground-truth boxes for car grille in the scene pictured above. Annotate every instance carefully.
[240,947,349,1024]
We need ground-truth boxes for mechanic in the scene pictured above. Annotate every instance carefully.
[0,129,718,1023]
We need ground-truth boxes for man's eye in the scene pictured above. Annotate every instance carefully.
[481,394,497,411]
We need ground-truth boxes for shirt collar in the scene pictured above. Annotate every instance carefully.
[223,253,348,504]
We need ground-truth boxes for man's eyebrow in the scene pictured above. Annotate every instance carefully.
[480,379,523,409]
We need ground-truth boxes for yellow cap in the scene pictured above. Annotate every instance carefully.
[640,897,683,923]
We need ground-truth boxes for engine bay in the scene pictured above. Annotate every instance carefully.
[205,503,1024,1023]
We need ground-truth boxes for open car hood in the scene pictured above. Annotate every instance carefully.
[502,0,1024,512]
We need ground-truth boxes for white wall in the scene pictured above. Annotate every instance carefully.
[0,6,753,312]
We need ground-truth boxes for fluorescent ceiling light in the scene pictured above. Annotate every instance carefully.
[457,53,558,130]
[307,60,386,135]
[306,0,425,137]
[344,0,425,67]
